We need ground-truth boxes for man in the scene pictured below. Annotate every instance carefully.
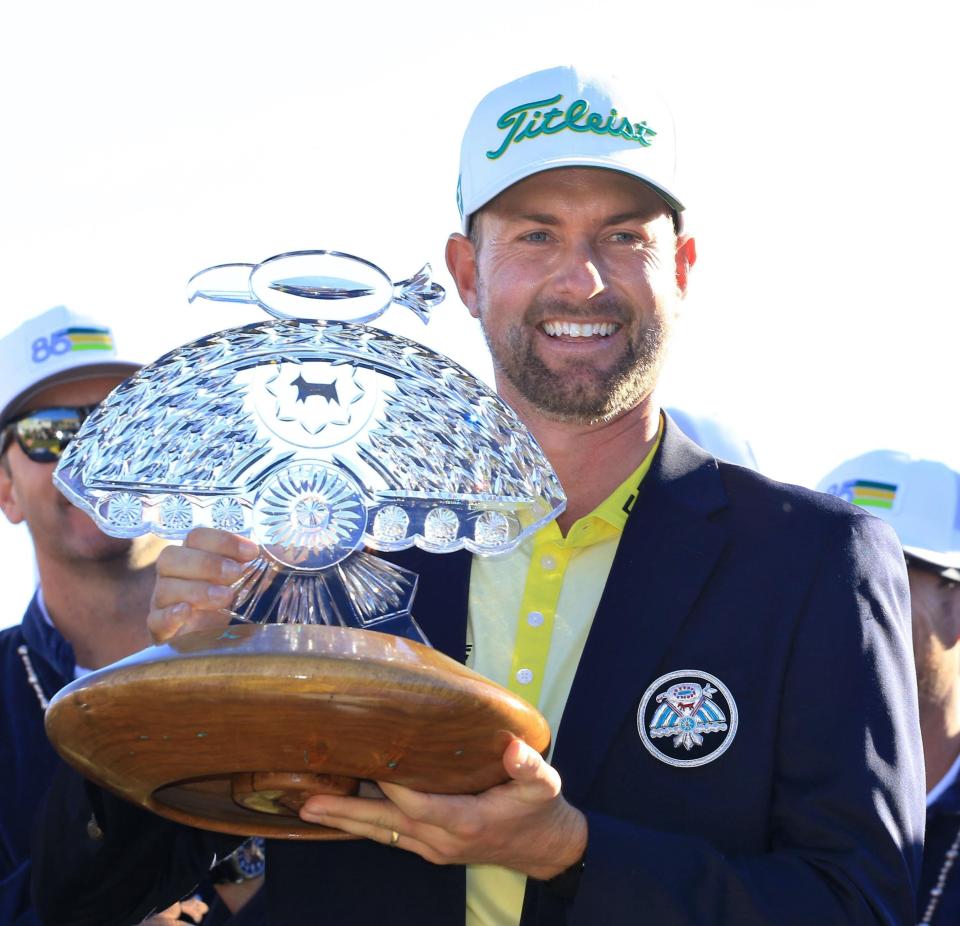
[819,450,960,924]
[0,305,159,923]
[35,66,923,924]
[0,307,246,925]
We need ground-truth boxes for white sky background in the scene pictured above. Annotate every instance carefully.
[0,1,956,628]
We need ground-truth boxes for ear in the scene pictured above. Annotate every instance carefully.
[675,234,697,297]
[945,583,960,645]
[0,458,25,525]
[445,233,480,318]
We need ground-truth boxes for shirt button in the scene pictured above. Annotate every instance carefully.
[516,668,534,685]
[540,554,556,571]
[527,611,545,627]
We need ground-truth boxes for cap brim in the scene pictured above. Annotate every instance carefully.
[0,361,140,425]
[462,156,684,234]
[904,544,960,576]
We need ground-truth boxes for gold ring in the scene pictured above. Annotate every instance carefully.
[389,830,400,846]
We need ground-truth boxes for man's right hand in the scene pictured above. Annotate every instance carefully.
[147,527,260,643]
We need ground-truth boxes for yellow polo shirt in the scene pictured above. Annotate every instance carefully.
[464,427,661,926]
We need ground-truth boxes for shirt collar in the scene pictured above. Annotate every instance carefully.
[21,590,79,682]
[928,750,960,810]
[591,419,663,533]
[538,416,663,549]
[34,587,91,678]
[36,586,54,627]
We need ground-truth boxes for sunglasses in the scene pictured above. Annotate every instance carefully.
[0,405,98,463]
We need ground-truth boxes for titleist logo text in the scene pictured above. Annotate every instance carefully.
[487,93,657,160]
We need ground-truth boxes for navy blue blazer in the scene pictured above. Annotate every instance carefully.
[33,418,925,925]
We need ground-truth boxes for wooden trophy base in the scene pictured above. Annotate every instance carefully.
[45,623,550,839]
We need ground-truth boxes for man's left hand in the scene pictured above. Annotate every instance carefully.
[299,738,586,879]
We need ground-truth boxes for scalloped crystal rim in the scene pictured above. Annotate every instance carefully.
[52,317,567,557]
[64,481,550,555]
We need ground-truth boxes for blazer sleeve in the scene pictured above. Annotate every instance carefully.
[31,761,240,926]
[565,513,924,925]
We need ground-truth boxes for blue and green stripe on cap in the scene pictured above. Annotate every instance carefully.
[57,326,114,352]
[842,479,898,510]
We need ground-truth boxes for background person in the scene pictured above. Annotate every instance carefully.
[0,305,155,925]
[35,67,923,925]
[0,306,254,924]
[819,450,960,924]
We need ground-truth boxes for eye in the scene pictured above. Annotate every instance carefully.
[608,230,643,244]
[522,230,552,243]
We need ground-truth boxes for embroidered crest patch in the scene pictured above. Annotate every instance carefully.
[637,670,738,768]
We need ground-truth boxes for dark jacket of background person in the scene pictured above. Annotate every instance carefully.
[1,597,69,926]
[920,777,960,922]
[1,596,259,925]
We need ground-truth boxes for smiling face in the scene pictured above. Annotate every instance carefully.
[447,167,695,426]
[0,375,136,568]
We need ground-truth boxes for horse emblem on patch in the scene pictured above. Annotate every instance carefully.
[637,670,738,768]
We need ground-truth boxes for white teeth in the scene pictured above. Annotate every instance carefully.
[542,321,616,338]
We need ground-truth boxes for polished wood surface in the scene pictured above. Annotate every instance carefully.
[45,624,551,839]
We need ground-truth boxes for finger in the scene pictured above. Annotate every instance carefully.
[149,903,182,922]
[300,794,400,830]
[377,780,445,821]
[147,601,191,643]
[147,600,233,643]
[152,575,238,610]
[303,808,473,868]
[157,543,255,585]
[302,810,398,842]
[502,739,561,799]
[302,786,467,845]
[178,896,209,923]
[307,811,441,859]
[184,526,260,560]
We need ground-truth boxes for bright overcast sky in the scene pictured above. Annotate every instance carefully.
[1,1,956,626]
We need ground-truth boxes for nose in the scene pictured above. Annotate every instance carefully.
[551,242,607,302]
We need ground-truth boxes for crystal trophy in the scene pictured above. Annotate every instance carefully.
[53,250,566,644]
[45,251,561,838]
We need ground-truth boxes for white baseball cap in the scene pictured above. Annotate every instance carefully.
[667,407,759,471]
[817,450,960,580]
[457,65,684,234]
[0,305,140,425]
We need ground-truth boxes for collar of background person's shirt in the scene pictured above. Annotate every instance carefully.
[36,586,92,678]
[928,749,960,810]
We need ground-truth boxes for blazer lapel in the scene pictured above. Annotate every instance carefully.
[551,418,730,802]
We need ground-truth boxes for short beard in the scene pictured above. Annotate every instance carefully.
[479,294,673,425]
